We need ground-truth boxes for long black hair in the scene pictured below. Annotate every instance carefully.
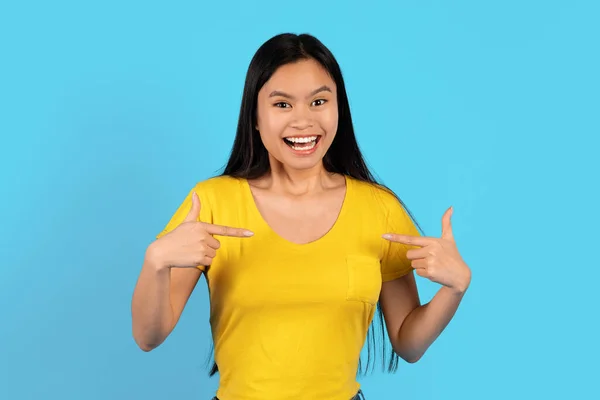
[208,32,423,377]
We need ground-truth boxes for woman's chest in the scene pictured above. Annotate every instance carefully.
[206,235,384,309]
[249,185,346,245]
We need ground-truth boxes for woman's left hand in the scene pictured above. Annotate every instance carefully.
[383,207,471,293]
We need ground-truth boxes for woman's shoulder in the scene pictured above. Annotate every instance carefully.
[192,174,245,195]
[346,176,417,235]
[347,176,399,207]
[180,175,247,220]
[347,176,418,232]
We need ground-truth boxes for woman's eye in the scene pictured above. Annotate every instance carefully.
[274,102,290,108]
[312,99,327,106]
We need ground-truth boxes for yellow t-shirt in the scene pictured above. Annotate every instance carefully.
[156,175,419,400]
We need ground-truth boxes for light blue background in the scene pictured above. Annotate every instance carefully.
[1,1,598,399]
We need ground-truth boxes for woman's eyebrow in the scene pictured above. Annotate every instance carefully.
[268,85,332,100]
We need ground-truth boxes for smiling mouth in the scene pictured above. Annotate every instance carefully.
[283,135,321,151]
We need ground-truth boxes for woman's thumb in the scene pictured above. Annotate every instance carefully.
[184,192,201,222]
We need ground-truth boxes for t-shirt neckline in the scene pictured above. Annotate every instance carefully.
[240,174,351,249]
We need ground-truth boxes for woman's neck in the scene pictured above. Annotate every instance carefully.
[254,161,341,197]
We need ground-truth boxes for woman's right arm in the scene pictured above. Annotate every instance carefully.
[131,191,253,351]
[131,244,202,352]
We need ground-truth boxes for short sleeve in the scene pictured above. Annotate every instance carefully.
[380,192,421,282]
[155,184,213,271]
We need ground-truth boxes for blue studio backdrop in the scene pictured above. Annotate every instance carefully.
[1,1,598,399]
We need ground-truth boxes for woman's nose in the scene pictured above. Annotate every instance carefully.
[290,106,314,130]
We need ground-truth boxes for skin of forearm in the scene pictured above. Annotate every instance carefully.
[394,285,466,363]
[131,255,174,351]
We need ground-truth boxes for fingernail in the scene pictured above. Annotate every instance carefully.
[244,230,254,237]
[382,234,392,239]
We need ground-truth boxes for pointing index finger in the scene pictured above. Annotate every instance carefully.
[202,222,254,238]
[382,233,430,246]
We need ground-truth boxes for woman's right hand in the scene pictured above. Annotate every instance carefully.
[147,191,254,270]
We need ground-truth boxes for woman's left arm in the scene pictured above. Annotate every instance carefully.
[379,206,472,363]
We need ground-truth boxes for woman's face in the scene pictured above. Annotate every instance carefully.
[255,58,338,173]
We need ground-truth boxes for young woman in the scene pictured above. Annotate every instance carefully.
[131,33,472,400]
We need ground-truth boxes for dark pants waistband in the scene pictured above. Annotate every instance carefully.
[212,389,364,400]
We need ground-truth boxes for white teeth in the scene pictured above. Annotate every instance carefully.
[291,141,317,151]
[283,135,319,151]
[285,136,318,143]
